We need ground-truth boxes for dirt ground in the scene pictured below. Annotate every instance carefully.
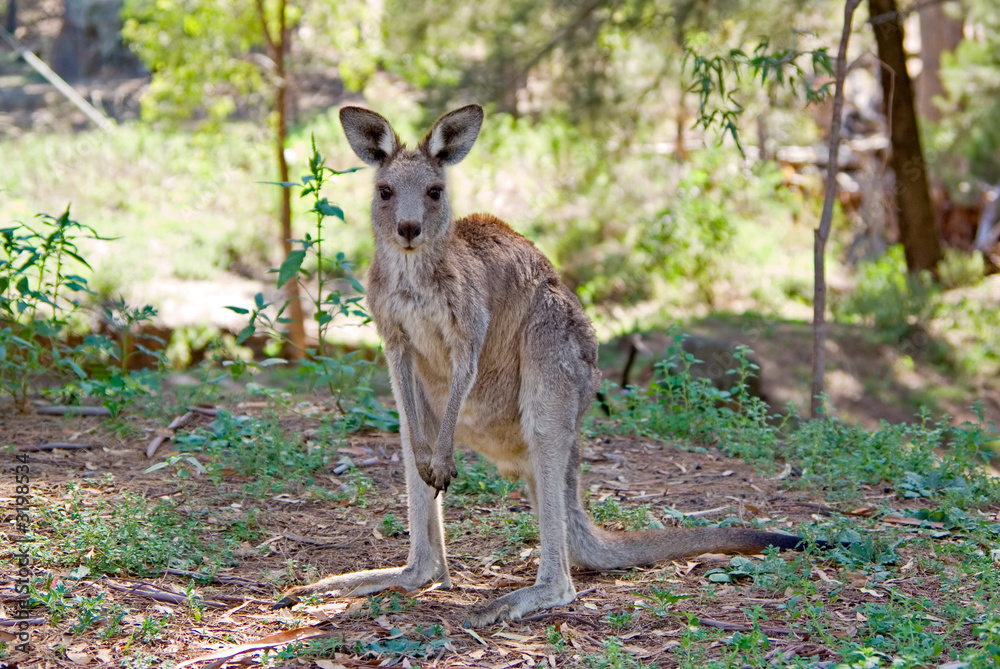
[2,398,990,669]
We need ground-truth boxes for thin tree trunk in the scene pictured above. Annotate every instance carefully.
[870,0,943,275]
[811,0,861,419]
[258,0,306,357]
[5,0,16,33]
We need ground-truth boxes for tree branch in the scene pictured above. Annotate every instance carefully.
[253,0,277,59]
[811,0,862,418]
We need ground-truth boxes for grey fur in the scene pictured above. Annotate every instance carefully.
[280,105,807,627]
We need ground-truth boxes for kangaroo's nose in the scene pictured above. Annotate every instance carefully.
[397,222,421,242]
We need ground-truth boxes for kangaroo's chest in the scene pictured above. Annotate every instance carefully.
[377,283,456,378]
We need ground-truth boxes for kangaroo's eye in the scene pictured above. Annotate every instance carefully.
[379,186,392,201]
[427,186,443,201]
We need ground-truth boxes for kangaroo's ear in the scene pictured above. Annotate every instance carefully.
[422,105,484,167]
[339,106,400,166]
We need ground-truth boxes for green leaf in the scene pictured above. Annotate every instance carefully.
[315,199,345,220]
[225,306,250,314]
[254,292,265,309]
[258,180,300,188]
[64,359,87,379]
[277,250,306,288]
[235,325,256,345]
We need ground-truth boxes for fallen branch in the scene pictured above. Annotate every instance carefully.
[188,406,219,417]
[0,618,44,626]
[695,617,793,636]
[18,442,94,452]
[518,612,603,629]
[104,580,227,609]
[281,532,349,548]
[176,626,332,669]
[147,410,197,458]
[36,406,110,417]
[161,568,265,587]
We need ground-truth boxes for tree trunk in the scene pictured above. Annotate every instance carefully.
[261,0,306,358]
[5,0,16,33]
[917,2,963,122]
[811,0,861,419]
[870,0,943,275]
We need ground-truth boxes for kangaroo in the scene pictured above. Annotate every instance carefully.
[275,105,812,627]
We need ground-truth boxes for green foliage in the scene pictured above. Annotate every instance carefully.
[362,591,415,618]
[379,512,405,537]
[153,409,339,494]
[605,609,637,631]
[447,450,522,504]
[636,585,691,618]
[834,246,940,344]
[686,33,833,152]
[703,550,807,593]
[227,139,397,433]
[588,498,658,531]
[0,208,166,417]
[28,485,228,575]
[933,0,1000,187]
[0,208,101,408]
[582,636,651,669]
[122,0,268,126]
[605,332,1000,505]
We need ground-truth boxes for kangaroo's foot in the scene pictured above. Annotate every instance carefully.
[462,581,576,628]
[273,562,450,609]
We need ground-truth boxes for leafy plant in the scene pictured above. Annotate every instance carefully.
[589,498,657,531]
[605,610,637,630]
[29,485,224,575]
[583,636,651,669]
[447,450,522,504]
[636,585,692,618]
[379,512,405,537]
[226,138,397,433]
[603,332,1000,505]
[0,208,104,410]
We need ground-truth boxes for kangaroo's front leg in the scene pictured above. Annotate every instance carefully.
[386,344,435,479]
[422,318,488,492]
[275,406,449,606]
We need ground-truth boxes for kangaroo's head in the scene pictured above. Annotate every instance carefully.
[339,105,484,253]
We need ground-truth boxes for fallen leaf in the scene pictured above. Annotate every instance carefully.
[66,651,91,665]
[493,632,535,643]
[314,659,348,669]
[883,515,945,529]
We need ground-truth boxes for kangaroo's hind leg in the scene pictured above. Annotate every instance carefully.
[462,289,598,626]
[275,386,450,606]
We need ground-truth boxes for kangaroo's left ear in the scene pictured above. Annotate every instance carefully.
[422,105,484,167]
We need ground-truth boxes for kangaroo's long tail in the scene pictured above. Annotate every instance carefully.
[565,499,818,570]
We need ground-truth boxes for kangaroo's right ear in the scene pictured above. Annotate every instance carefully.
[339,107,400,166]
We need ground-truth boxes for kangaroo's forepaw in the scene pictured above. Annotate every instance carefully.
[430,455,458,492]
[415,456,457,493]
